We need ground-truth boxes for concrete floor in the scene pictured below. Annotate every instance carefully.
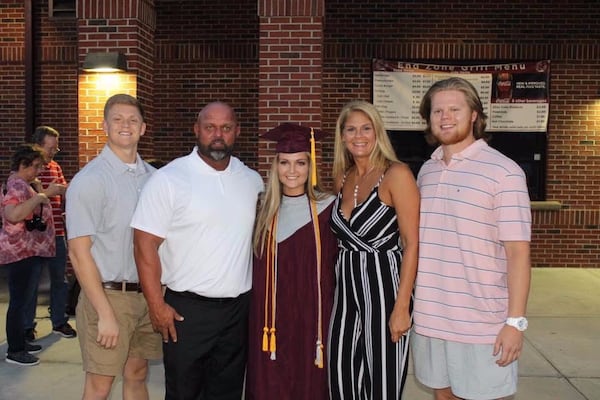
[0,267,599,399]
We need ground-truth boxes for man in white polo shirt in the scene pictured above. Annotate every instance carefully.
[131,101,264,400]
[412,77,532,400]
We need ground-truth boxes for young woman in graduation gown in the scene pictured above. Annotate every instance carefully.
[246,124,338,400]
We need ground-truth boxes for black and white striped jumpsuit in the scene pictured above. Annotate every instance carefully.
[328,177,411,400]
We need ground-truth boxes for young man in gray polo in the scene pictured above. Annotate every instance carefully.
[66,94,162,400]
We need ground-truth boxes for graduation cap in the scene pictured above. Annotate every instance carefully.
[261,123,326,186]
[262,123,325,153]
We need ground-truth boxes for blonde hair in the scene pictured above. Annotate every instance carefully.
[253,152,329,256]
[332,100,398,180]
[419,77,489,145]
[103,93,145,121]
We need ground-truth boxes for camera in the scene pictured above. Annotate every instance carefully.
[25,215,47,232]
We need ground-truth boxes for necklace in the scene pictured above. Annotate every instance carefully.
[353,166,375,207]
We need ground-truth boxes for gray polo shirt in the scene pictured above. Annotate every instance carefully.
[66,145,155,282]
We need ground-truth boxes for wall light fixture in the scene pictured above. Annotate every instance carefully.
[82,52,127,73]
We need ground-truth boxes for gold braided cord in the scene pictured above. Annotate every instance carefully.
[309,198,324,368]
[269,212,277,358]
[310,128,317,187]
[263,214,278,357]
[261,198,323,369]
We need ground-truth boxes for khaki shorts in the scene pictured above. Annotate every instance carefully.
[76,289,162,376]
[411,331,518,399]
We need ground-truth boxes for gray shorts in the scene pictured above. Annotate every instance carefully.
[411,331,518,399]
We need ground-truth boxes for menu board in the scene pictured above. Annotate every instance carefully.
[372,59,550,132]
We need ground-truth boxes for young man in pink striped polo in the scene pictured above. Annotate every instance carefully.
[412,77,532,400]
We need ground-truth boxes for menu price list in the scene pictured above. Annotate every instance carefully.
[489,103,548,132]
[373,71,547,132]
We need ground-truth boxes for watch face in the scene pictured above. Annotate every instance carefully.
[507,317,528,331]
[518,318,528,330]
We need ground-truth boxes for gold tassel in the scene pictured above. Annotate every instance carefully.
[262,327,269,352]
[315,341,324,369]
[269,327,277,360]
[269,327,276,352]
[310,128,317,187]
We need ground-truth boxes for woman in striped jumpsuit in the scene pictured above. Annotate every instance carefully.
[328,100,420,399]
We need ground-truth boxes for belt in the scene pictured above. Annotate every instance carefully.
[166,288,238,303]
[102,281,142,292]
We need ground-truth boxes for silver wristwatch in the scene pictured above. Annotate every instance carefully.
[506,317,528,331]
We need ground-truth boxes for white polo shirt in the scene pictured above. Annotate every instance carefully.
[131,148,264,298]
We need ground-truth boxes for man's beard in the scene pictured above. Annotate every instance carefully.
[197,140,234,161]
[433,125,472,146]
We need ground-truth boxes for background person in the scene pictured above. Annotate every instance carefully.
[24,125,76,342]
[412,77,532,400]
[66,94,161,399]
[246,123,337,400]
[328,100,420,399]
[1,144,65,366]
[132,101,264,400]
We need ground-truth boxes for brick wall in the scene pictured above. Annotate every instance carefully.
[320,0,600,268]
[153,0,260,167]
[0,1,27,175]
[1,0,599,267]
[32,0,79,178]
[258,14,325,181]
[77,0,156,166]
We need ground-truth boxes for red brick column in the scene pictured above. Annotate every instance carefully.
[76,0,156,166]
[0,2,27,155]
[257,0,325,181]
